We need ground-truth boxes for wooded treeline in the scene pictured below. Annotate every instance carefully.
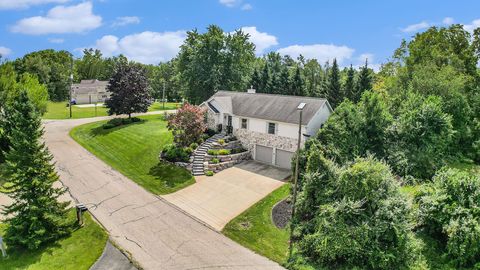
[1,24,374,107]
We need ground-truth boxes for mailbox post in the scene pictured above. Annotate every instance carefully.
[76,204,88,226]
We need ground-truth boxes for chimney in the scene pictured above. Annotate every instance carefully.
[247,85,256,94]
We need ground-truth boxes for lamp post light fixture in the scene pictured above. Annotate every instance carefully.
[288,102,306,258]
[69,54,74,119]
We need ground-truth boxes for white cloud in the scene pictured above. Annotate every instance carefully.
[0,46,12,56]
[93,31,186,64]
[358,53,374,63]
[48,37,64,43]
[0,0,68,10]
[400,21,430,33]
[443,17,454,25]
[11,2,102,35]
[219,0,239,7]
[277,44,355,65]
[112,16,140,27]
[241,3,252,10]
[464,19,480,33]
[240,26,278,54]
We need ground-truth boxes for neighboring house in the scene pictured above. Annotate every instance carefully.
[71,79,110,104]
[201,89,332,169]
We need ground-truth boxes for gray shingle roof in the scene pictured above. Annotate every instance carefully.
[209,91,330,125]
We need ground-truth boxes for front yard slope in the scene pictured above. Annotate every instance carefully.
[70,115,194,195]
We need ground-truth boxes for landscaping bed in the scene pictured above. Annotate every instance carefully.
[271,198,292,229]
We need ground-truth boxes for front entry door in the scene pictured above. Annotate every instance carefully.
[226,115,233,134]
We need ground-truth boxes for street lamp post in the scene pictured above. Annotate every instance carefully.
[69,56,73,118]
[288,102,306,258]
[162,80,166,110]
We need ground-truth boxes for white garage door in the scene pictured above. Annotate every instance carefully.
[275,149,294,169]
[255,145,273,164]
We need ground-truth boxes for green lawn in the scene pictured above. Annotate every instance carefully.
[70,115,195,194]
[43,101,180,119]
[0,211,107,270]
[223,184,290,264]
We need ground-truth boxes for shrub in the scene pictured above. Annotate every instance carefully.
[416,168,480,267]
[190,142,199,149]
[210,158,219,164]
[201,133,210,141]
[161,144,189,162]
[217,139,225,145]
[184,147,193,155]
[205,170,214,176]
[218,149,231,155]
[294,156,416,269]
[208,149,218,155]
[167,103,206,147]
[205,128,217,137]
[230,147,247,154]
[103,117,142,129]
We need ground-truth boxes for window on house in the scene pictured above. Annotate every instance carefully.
[241,118,248,129]
[268,122,276,134]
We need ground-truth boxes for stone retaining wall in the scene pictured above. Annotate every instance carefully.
[204,151,251,173]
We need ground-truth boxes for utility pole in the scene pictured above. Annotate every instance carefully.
[69,55,73,118]
[162,80,166,110]
[288,102,305,259]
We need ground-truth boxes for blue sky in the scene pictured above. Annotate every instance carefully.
[1,0,479,69]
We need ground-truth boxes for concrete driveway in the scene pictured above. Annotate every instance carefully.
[41,115,284,270]
[162,161,290,231]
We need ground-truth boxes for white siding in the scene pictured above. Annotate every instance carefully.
[305,103,332,136]
[232,116,306,140]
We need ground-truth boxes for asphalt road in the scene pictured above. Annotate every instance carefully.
[43,115,284,270]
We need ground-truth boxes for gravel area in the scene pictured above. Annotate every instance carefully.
[272,198,292,229]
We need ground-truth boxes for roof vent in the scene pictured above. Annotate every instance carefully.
[247,86,256,94]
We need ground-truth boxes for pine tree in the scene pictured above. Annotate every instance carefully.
[260,63,272,93]
[343,64,356,101]
[1,91,70,250]
[279,66,291,95]
[355,59,372,102]
[327,58,342,108]
[291,67,305,96]
[250,68,261,90]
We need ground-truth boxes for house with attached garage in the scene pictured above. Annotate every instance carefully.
[201,89,332,169]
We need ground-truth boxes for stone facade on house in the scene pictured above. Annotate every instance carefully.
[234,128,300,153]
[206,109,217,131]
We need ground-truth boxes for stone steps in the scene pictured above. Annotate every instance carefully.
[189,133,225,176]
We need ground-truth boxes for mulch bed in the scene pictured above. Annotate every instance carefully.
[272,198,292,229]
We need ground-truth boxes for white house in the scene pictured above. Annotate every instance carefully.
[202,89,332,169]
[72,79,110,104]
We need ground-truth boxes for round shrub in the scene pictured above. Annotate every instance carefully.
[161,144,189,163]
[210,158,219,164]
[218,149,230,155]
[205,170,214,176]
[416,168,480,267]
[207,149,218,156]
[217,139,225,145]
[190,142,199,150]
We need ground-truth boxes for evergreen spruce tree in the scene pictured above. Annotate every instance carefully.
[291,67,305,96]
[1,90,70,250]
[354,59,372,103]
[327,58,342,108]
[250,68,261,91]
[344,64,356,101]
[260,63,272,93]
[279,66,292,95]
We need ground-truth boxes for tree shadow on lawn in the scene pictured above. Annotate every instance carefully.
[90,119,147,137]
[148,162,194,190]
